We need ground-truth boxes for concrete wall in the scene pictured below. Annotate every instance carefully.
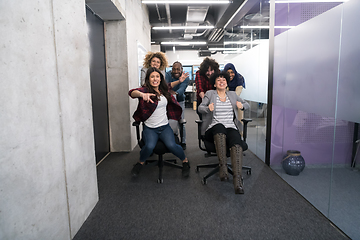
[106,0,151,151]
[0,0,98,239]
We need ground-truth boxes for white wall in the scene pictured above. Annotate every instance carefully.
[165,50,225,66]
[0,0,98,239]
[224,42,269,103]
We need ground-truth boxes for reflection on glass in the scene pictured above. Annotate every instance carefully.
[272,0,360,239]
[223,0,270,163]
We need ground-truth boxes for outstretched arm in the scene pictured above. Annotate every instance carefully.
[130,90,156,103]
[170,72,189,88]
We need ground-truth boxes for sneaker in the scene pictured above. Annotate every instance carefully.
[131,162,143,177]
[182,161,190,177]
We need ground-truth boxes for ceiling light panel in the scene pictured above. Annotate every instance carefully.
[186,6,209,22]
[161,41,207,45]
[153,26,214,30]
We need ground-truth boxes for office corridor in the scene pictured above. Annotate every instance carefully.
[73,109,348,240]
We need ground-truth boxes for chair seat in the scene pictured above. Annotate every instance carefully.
[132,120,185,183]
[196,119,252,185]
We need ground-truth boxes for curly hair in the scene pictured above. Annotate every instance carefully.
[143,51,168,70]
[209,71,230,88]
[199,57,220,76]
[144,67,172,102]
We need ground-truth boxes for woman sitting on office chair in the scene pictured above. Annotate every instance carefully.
[128,67,190,178]
[198,71,249,194]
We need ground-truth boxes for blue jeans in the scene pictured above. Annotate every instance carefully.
[140,124,186,163]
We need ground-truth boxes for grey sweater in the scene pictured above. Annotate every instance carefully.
[198,90,250,135]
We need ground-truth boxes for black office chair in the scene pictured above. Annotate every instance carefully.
[132,119,186,183]
[195,118,252,185]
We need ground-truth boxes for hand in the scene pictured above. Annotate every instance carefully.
[236,101,243,109]
[199,92,205,99]
[179,72,189,83]
[208,102,214,112]
[141,92,156,103]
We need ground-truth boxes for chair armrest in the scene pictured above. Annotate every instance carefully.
[132,121,141,141]
[195,120,207,152]
[241,118,252,125]
[179,119,187,125]
[132,121,140,127]
[195,120,203,140]
[241,118,252,142]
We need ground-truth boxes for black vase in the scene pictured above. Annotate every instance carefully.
[282,150,305,176]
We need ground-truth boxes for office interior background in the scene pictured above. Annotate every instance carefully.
[1,0,359,239]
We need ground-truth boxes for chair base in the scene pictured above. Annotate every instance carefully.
[146,155,183,183]
[196,162,251,185]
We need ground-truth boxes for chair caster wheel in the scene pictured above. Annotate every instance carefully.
[157,179,163,184]
[201,179,207,185]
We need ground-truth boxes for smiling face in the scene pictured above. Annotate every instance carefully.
[206,66,214,79]
[214,76,227,90]
[150,57,161,69]
[171,63,182,79]
[148,71,161,89]
[227,69,235,81]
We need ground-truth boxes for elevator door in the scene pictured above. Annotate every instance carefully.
[86,7,110,163]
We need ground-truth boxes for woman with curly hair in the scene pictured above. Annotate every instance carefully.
[195,57,220,119]
[140,51,168,86]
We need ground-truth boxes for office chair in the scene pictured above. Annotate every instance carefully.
[132,119,186,183]
[195,118,252,185]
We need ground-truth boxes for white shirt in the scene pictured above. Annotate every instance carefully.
[144,95,168,128]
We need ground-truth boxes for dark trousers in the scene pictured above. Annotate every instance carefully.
[205,123,246,150]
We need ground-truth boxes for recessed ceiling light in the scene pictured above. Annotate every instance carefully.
[153,26,214,30]
[224,40,266,45]
[239,26,295,29]
[161,41,207,45]
[208,48,241,51]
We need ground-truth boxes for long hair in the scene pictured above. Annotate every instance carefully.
[199,57,220,77]
[144,67,172,102]
[143,51,168,70]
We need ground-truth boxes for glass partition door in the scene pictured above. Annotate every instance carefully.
[223,0,270,162]
[271,0,360,239]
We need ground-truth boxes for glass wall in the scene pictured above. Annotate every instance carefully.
[271,0,360,239]
[223,0,270,162]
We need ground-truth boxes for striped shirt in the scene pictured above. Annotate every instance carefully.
[207,95,237,131]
